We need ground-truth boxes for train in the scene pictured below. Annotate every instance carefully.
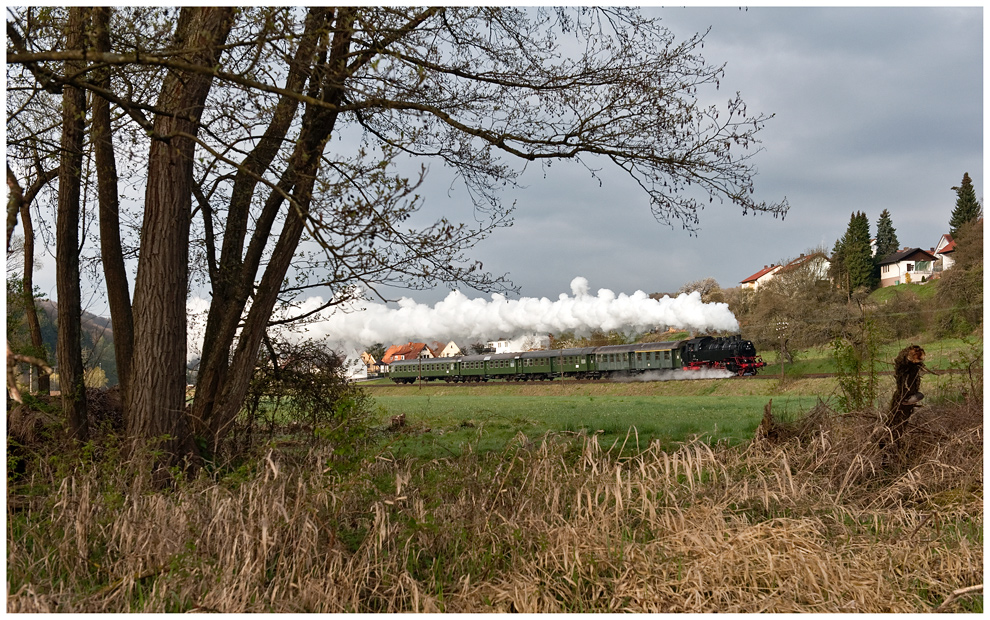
[389,335,766,384]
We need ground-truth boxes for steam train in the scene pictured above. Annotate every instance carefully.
[389,335,766,384]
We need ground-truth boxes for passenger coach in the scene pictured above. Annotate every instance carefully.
[388,335,764,383]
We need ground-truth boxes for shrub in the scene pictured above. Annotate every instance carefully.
[236,338,372,461]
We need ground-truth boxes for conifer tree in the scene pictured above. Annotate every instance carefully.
[828,236,847,291]
[874,209,899,260]
[832,211,877,293]
[949,172,982,236]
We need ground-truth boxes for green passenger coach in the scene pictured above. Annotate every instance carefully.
[387,336,764,383]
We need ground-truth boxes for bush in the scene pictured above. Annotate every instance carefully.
[235,338,372,461]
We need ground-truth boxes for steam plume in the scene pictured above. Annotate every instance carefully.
[188,277,738,360]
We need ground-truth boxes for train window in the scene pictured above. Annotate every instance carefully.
[664,351,671,360]
[637,353,642,362]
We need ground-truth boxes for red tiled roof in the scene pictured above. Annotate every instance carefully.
[778,252,829,273]
[381,342,434,364]
[740,264,779,284]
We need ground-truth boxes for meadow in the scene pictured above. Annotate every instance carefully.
[370,385,821,458]
[7,339,982,612]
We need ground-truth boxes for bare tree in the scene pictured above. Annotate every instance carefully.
[8,7,787,465]
[91,6,134,408]
[6,164,57,394]
[55,7,88,441]
[677,277,725,304]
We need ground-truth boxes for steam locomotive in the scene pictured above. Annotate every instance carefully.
[389,335,766,384]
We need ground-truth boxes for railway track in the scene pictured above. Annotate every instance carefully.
[359,370,931,387]
[360,368,970,387]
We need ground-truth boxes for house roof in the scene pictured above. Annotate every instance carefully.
[740,264,780,284]
[381,342,435,364]
[935,233,956,255]
[878,247,938,266]
[778,252,830,274]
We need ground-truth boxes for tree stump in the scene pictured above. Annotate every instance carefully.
[887,344,926,445]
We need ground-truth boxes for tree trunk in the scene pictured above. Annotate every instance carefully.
[125,7,234,466]
[191,7,328,441]
[887,344,926,446]
[20,187,50,394]
[56,6,88,441]
[203,10,356,448]
[7,165,57,394]
[91,6,134,404]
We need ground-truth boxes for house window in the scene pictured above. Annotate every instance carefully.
[906,263,913,272]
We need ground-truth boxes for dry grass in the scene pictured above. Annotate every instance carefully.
[7,397,982,612]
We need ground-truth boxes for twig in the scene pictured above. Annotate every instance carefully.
[935,584,983,612]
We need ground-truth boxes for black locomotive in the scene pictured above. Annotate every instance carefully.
[680,335,765,376]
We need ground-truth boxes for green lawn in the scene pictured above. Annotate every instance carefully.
[371,392,819,459]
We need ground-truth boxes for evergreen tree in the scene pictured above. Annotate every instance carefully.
[874,209,899,260]
[833,211,877,293]
[828,236,847,290]
[949,172,982,235]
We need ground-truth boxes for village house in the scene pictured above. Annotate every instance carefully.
[933,233,956,273]
[486,339,514,354]
[776,252,831,280]
[878,247,938,287]
[435,341,462,358]
[380,342,436,368]
[740,253,830,291]
[359,351,382,375]
[739,264,781,291]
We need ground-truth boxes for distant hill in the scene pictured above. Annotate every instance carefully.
[36,300,119,386]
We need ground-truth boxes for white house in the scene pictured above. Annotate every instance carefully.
[486,339,514,354]
[777,252,831,280]
[933,233,956,273]
[878,248,938,287]
[436,341,462,358]
[739,264,782,291]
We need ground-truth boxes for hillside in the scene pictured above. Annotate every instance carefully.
[36,300,119,386]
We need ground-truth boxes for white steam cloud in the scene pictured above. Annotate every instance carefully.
[613,368,736,383]
[188,277,738,364]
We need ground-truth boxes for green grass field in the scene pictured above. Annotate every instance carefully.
[371,386,821,459]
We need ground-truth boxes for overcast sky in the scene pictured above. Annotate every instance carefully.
[377,6,984,305]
